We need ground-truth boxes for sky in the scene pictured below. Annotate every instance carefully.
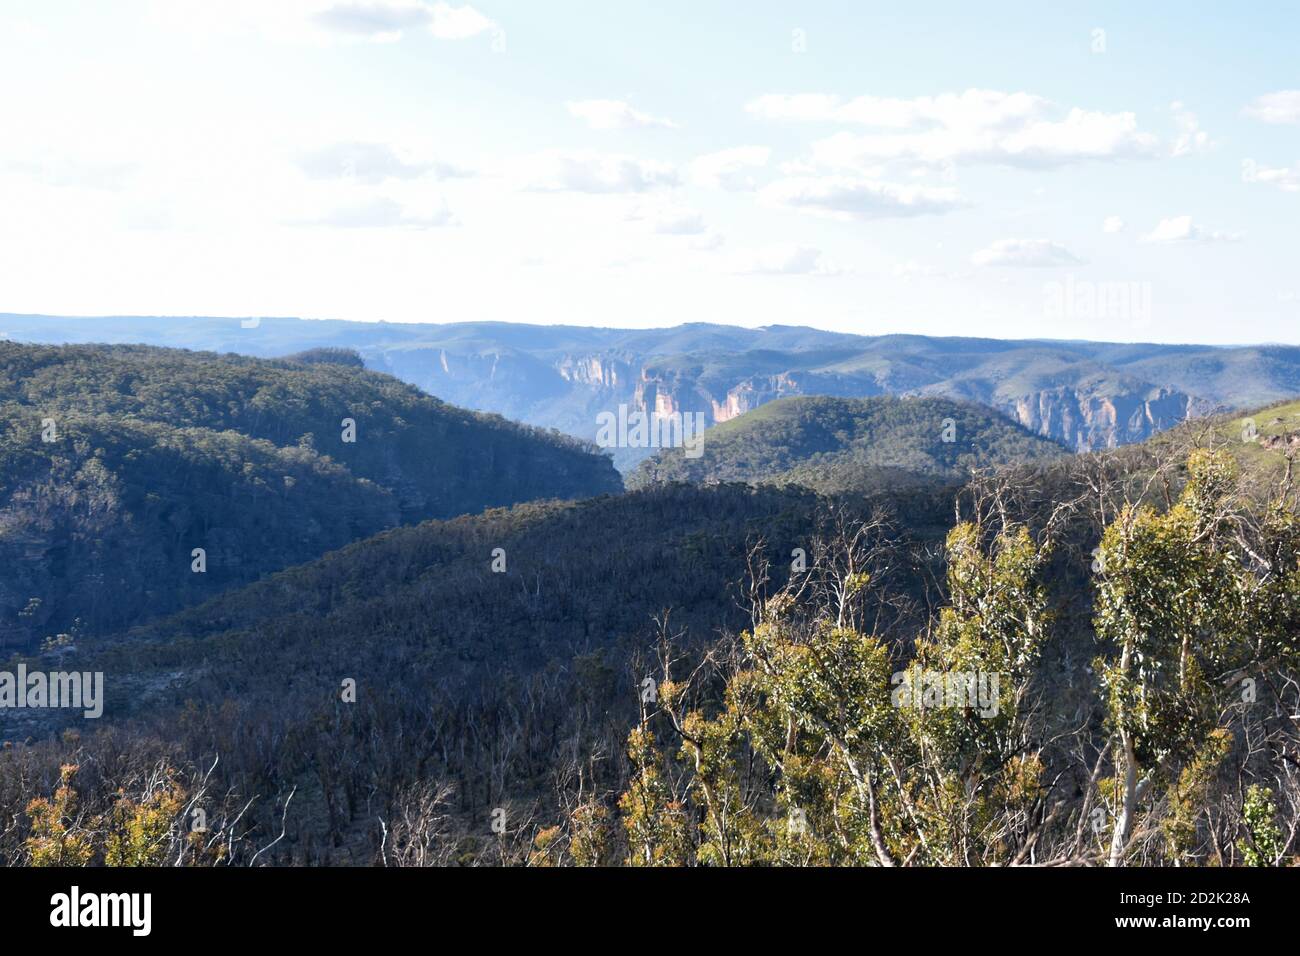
[0,1,1297,344]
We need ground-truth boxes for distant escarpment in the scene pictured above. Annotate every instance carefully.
[1004,385,1218,451]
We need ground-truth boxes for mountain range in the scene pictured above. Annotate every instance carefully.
[7,314,1300,468]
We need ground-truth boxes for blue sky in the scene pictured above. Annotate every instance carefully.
[1,1,1296,343]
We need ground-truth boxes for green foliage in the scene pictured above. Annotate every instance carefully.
[1095,450,1247,766]
[608,513,1055,866]
[24,764,94,866]
[104,774,186,867]
[1238,785,1284,867]
[281,347,367,368]
[1162,729,1231,860]
[619,727,693,866]
[1092,448,1300,865]
[565,801,610,867]
[24,762,190,867]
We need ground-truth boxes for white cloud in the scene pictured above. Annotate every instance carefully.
[808,111,1158,171]
[296,195,457,228]
[1244,90,1300,125]
[749,89,1160,171]
[1141,215,1242,244]
[733,244,843,276]
[144,1,496,44]
[759,175,967,220]
[1103,216,1125,234]
[627,202,706,235]
[971,238,1082,268]
[512,150,678,193]
[893,259,953,280]
[1243,159,1300,193]
[869,112,1150,170]
[746,90,1049,129]
[312,1,428,40]
[296,142,467,182]
[653,211,704,235]
[1170,101,1212,157]
[311,2,495,42]
[690,231,725,251]
[997,109,1160,167]
[689,146,771,189]
[566,100,676,130]
[3,156,137,190]
[427,2,495,38]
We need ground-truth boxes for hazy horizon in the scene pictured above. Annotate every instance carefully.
[3,309,1295,350]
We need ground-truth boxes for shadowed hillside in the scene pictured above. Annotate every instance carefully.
[0,482,946,862]
[0,342,621,648]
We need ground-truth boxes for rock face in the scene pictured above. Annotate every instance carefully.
[708,373,803,422]
[712,373,859,422]
[635,370,886,427]
[368,348,1245,461]
[557,354,630,390]
[1003,387,1219,451]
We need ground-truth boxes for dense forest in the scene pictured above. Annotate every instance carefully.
[0,342,621,650]
[1,394,1297,866]
[629,395,1068,492]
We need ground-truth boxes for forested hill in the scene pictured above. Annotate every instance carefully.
[0,342,621,648]
[1,480,951,861]
[628,395,1069,492]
